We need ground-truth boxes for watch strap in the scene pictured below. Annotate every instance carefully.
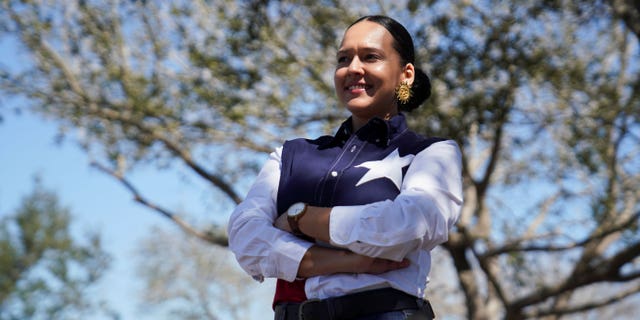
[287,204,307,235]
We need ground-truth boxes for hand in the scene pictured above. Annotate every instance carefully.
[356,255,411,274]
[275,205,331,241]
[274,213,292,233]
[297,246,411,278]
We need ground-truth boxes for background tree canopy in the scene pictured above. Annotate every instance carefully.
[0,181,110,319]
[0,0,639,319]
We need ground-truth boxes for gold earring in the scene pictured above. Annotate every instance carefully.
[395,81,412,104]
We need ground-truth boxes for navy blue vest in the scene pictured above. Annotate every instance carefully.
[276,114,444,214]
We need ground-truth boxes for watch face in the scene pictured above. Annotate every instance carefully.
[288,202,306,217]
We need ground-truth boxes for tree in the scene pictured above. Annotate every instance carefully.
[0,0,638,319]
[135,227,272,320]
[413,1,640,319]
[0,181,111,319]
[607,0,640,39]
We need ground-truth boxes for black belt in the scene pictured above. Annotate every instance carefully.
[274,288,435,320]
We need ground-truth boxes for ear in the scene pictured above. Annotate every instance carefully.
[402,63,415,85]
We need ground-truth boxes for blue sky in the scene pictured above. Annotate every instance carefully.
[0,30,273,318]
[0,109,274,318]
[1,111,147,318]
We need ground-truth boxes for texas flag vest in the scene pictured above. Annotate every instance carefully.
[273,114,443,306]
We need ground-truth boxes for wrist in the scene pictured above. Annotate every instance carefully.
[298,206,331,242]
[299,246,357,277]
[350,252,372,273]
[329,249,361,274]
[286,202,308,236]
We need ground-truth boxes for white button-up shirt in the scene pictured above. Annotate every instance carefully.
[228,115,462,300]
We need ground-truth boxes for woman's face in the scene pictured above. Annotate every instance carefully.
[334,21,413,123]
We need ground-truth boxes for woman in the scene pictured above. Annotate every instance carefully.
[228,15,463,320]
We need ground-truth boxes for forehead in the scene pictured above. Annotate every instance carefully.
[339,21,394,51]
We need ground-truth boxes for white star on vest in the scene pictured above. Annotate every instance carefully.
[354,148,415,190]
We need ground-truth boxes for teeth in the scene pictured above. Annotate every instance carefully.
[348,85,367,90]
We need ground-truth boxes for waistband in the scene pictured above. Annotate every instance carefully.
[274,287,435,320]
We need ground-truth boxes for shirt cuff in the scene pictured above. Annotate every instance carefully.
[328,204,367,247]
[264,235,313,282]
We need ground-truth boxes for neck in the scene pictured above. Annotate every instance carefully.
[351,116,367,132]
[351,111,397,131]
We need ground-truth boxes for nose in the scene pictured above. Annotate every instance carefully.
[348,56,364,74]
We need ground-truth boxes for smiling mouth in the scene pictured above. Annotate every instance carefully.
[345,84,371,92]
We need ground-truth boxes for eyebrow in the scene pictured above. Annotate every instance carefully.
[336,49,352,56]
[336,46,383,57]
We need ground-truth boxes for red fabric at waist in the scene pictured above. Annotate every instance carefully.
[273,278,307,309]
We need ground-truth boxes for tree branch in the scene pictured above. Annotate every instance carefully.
[444,235,487,319]
[91,161,228,246]
[610,0,640,40]
[11,2,244,206]
[508,238,640,312]
[604,240,640,281]
[481,210,640,257]
[527,280,640,318]
[472,246,509,309]
[83,101,243,204]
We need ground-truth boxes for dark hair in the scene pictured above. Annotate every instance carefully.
[349,15,431,112]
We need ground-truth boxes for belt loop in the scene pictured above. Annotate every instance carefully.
[418,299,435,319]
[299,298,322,320]
[326,297,336,320]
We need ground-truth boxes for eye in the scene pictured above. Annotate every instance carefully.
[337,55,349,64]
[364,54,380,61]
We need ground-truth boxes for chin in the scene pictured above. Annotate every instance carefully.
[344,99,372,111]
[345,105,370,115]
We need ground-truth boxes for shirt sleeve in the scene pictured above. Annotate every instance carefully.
[227,147,313,282]
[328,140,463,261]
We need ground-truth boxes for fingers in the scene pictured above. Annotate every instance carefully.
[366,257,411,274]
[386,258,410,270]
[273,213,291,232]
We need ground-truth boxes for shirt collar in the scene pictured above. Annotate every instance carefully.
[327,113,409,148]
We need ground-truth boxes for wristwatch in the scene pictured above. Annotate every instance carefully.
[286,202,308,235]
